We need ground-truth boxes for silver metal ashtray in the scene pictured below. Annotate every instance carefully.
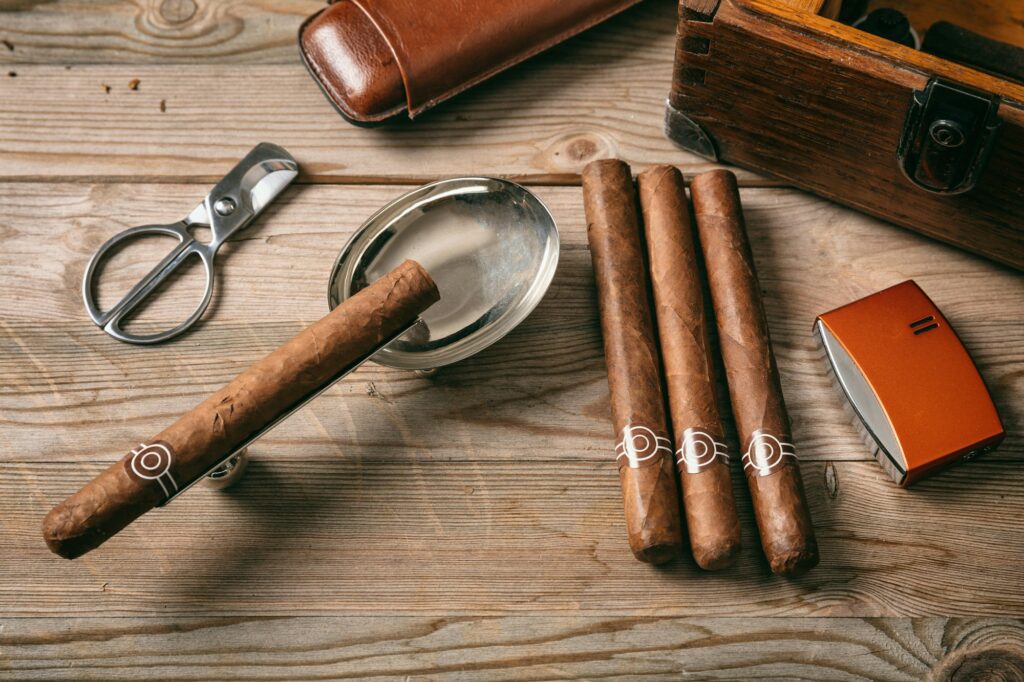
[328,177,560,370]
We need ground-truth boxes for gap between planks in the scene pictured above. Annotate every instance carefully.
[2,184,1020,467]
[0,0,773,186]
[5,459,1024,618]
[0,174,791,188]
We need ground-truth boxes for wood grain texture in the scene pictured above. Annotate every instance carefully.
[0,0,320,65]
[670,0,1024,268]
[1,184,1020,467]
[0,2,766,185]
[740,0,1024,103]
[3,459,1024,617]
[2,0,1023,671]
[0,184,1021,621]
[865,0,1024,46]
[2,616,1023,680]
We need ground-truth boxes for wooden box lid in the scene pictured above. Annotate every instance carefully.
[667,0,1024,269]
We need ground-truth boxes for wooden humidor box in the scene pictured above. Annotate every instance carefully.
[667,0,1024,269]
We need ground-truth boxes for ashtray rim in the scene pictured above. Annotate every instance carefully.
[327,176,560,370]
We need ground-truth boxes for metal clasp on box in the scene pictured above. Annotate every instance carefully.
[897,78,1001,195]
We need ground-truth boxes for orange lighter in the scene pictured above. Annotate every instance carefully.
[815,281,1005,486]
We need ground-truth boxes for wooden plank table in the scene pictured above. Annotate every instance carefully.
[1,1,1022,679]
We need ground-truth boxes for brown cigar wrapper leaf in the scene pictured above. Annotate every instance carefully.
[690,170,819,577]
[583,159,684,565]
[638,165,742,571]
[43,260,440,559]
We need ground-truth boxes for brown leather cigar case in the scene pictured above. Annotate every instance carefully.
[299,0,642,124]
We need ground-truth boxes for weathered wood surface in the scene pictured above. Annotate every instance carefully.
[3,459,1024,618]
[0,2,771,185]
[865,0,1024,46]
[0,0,320,65]
[1,184,1021,624]
[2,0,1022,676]
[1,184,1020,465]
[2,617,1023,680]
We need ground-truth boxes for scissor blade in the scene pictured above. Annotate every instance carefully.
[250,166,299,214]
[182,165,297,226]
[185,201,209,226]
[183,142,298,229]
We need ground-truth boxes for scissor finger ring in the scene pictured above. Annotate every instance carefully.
[81,143,299,345]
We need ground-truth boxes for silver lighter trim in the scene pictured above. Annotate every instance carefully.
[815,320,907,483]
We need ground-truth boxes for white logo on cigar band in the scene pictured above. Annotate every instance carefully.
[615,424,672,469]
[128,442,179,498]
[741,430,796,477]
[677,428,729,474]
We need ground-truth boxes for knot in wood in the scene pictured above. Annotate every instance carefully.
[824,461,838,499]
[542,132,615,172]
[158,0,198,24]
[565,136,599,162]
[929,646,1024,682]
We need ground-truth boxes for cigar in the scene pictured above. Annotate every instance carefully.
[689,170,819,577]
[855,8,916,48]
[583,159,684,565]
[43,260,440,559]
[637,165,741,571]
[922,22,1024,84]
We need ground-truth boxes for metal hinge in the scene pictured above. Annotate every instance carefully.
[897,78,1001,195]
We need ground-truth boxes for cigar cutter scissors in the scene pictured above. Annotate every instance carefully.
[82,143,299,345]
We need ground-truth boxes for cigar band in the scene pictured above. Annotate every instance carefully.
[677,428,729,474]
[741,430,796,477]
[615,424,672,469]
[125,441,179,499]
